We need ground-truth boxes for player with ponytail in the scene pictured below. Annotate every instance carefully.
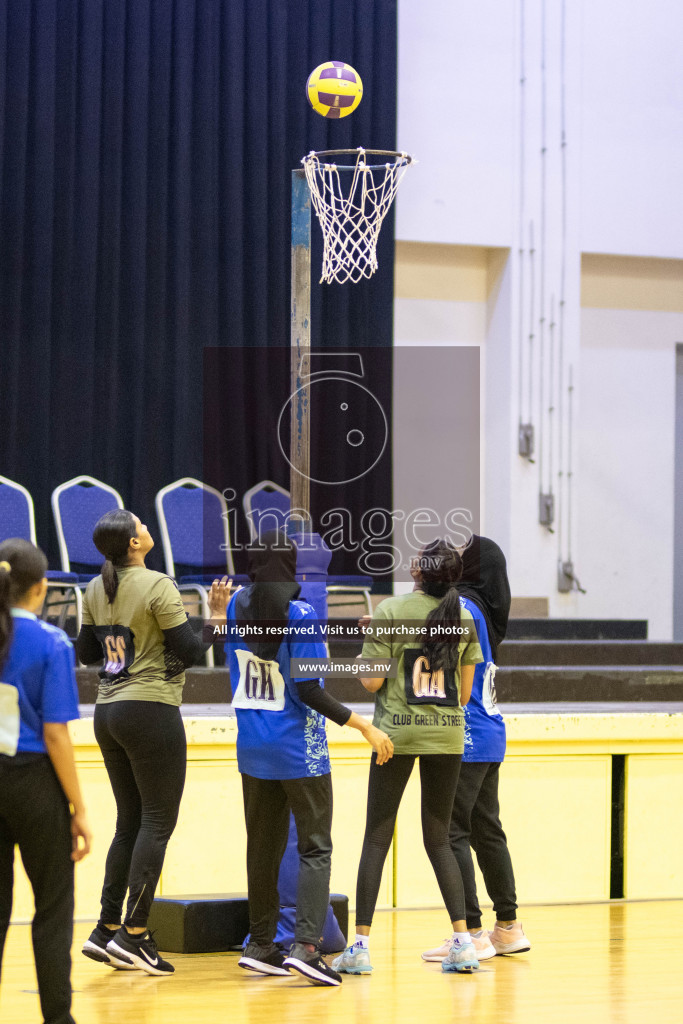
[76,509,234,976]
[0,538,90,1024]
[332,537,484,977]
[422,535,530,962]
[92,508,135,604]
[420,538,463,674]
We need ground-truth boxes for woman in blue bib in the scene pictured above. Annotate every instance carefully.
[0,538,91,1024]
[225,530,393,988]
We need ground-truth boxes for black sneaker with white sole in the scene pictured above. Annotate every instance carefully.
[82,923,138,970]
[238,941,290,976]
[283,943,342,987]
[106,928,175,976]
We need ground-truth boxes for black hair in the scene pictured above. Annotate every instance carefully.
[92,509,138,603]
[419,538,463,674]
[0,538,49,670]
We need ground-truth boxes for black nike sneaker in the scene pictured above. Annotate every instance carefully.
[106,928,175,976]
[283,943,342,987]
[238,941,290,976]
[82,923,138,970]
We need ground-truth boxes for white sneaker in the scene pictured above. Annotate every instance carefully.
[441,940,479,974]
[331,944,373,974]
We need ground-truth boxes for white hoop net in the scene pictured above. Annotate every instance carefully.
[302,148,412,285]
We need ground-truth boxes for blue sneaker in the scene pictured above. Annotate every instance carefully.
[441,940,479,974]
[331,944,374,974]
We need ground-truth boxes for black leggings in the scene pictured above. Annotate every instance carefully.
[94,701,186,928]
[355,753,465,927]
[450,761,518,930]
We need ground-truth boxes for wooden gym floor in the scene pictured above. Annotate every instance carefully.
[1,900,681,1024]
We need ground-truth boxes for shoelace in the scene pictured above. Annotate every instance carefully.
[137,930,160,954]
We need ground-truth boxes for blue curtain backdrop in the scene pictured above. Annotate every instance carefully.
[0,0,397,571]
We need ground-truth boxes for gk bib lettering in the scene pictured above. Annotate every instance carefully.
[233,650,286,711]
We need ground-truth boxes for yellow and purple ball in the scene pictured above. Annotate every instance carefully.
[306,61,363,119]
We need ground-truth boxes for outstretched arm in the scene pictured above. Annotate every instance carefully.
[294,679,393,765]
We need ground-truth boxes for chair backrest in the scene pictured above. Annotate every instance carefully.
[155,478,234,577]
[51,476,124,571]
[242,480,291,540]
[0,476,36,544]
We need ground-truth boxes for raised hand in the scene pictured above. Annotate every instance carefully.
[208,576,240,618]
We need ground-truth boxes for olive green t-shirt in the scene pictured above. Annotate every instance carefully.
[361,591,483,755]
[82,566,189,706]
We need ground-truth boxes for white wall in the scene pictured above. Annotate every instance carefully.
[393,244,493,549]
[580,0,683,258]
[578,309,683,639]
[392,345,481,591]
[396,0,516,246]
[397,0,683,258]
[394,0,683,632]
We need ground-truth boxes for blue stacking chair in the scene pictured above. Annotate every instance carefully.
[242,479,291,537]
[242,479,373,614]
[51,475,124,583]
[0,475,82,633]
[155,478,250,668]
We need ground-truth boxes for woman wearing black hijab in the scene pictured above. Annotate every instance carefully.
[224,531,393,987]
[422,535,531,962]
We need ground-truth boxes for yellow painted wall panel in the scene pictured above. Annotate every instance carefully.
[500,756,611,902]
[329,760,393,910]
[159,757,392,910]
[160,759,246,896]
[394,755,612,909]
[11,714,683,924]
[394,241,488,302]
[70,765,122,919]
[394,241,508,303]
[624,755,683,899]
[581,254,683,311]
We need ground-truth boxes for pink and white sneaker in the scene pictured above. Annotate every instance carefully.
[421,938,451,962]
[470,930,497,960]
[422,931,496,962]
[489,921,531,955]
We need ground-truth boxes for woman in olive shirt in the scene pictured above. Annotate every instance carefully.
[76,509,232,976]
[333,538,483,976]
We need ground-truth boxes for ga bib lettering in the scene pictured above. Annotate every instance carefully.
[403,648,460,708]
[232,650,286,711]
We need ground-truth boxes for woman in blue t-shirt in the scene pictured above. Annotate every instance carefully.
[225,530,392,988]
[0,538,91,1024]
